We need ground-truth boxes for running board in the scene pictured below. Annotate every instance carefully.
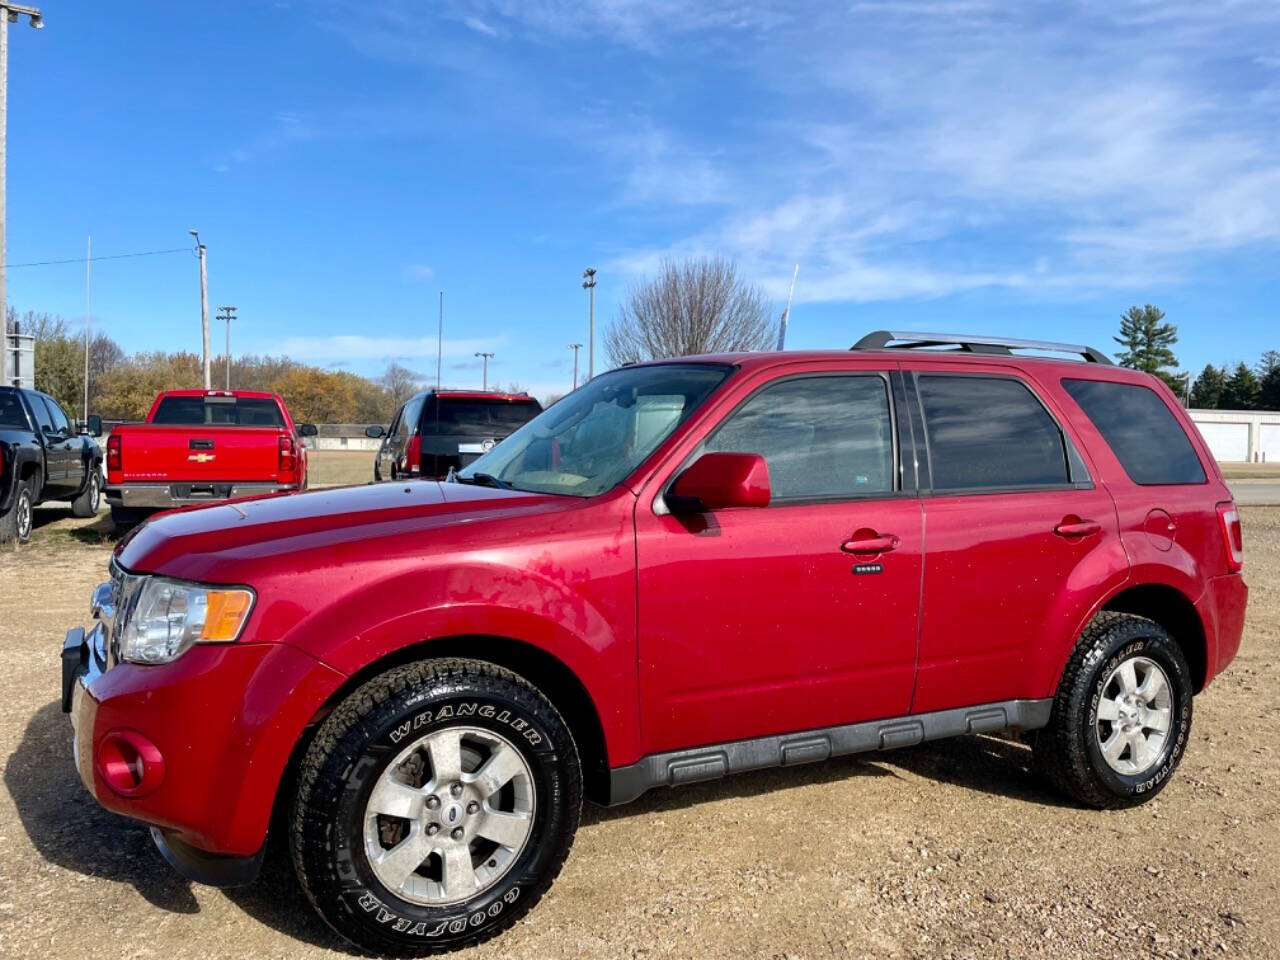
[606,698,1053,805]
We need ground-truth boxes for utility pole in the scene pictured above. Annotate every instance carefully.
[582,267,596,380]
[568,342,582,389]
[437,291,443,390]
[0,4,44,335]
[83,234,89,421]
[217,305,236,389]
[475,351,494,391]
[190,230,209,388]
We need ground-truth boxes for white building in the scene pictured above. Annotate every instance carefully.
[1188,408,1280,463]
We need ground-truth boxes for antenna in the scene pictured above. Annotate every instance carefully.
[776,263,798,350]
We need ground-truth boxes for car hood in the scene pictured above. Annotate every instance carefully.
[115,480,564,578]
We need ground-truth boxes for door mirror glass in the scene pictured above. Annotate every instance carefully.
[669,452,771,512]
[86,414,103,437]
[298,423,319,437]
[365,424,386,439]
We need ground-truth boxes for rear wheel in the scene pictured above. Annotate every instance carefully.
[0,479,34,544]
[71,469,101,518]
[290,658,582,955]
[1034,612,1193,808]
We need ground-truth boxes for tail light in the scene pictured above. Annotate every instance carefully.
[279,434,296,475]
[1216,501,1243,573]
[106,433,122,472]
[403,434,421,476]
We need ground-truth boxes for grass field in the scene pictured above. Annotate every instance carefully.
[1220,462,1280,479]
[307,449,376,488]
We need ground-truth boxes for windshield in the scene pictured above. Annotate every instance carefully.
[457,363,732,497]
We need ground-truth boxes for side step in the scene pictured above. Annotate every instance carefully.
[606,698,1053,805]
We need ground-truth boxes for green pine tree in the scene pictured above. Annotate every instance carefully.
[1221,361,1260,410]
[1258,350,1280,411]
[1114,304,1180,390]
[1189,363,1227,409]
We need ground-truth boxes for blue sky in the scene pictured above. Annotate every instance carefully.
[7,0,1280,399]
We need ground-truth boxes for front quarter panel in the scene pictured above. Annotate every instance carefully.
[251,492,642,766]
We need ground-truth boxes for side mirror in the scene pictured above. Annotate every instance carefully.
[298,423,319,437]
[86,414,103,437]
[669,452,770,512]
[365,425,386,439]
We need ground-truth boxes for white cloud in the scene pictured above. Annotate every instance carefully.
[463,15,498,36]
[403,264,435,280]
[272,333,507,361]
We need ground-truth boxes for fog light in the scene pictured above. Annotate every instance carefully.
[97,729,165,797]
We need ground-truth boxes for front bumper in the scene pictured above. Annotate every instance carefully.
[105,482,297,509]
[61,590,347,883]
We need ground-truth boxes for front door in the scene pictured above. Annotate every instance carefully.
[635,366,923,755]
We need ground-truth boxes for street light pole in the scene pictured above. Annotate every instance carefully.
[582,268,596,380]
[568,343,581,389]
[190,230,209,389]
[217,305,236,390]
[0,3,44,335]
[475,351,494,391]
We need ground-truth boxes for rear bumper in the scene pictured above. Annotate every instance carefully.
[105,481,297,509]
[1197,573,1248,688]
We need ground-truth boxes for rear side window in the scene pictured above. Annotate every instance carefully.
[918,375,1070,491]
[0,390,30,428]
[399,395,425,440]
[706,375,895,501]
[1063,379,1206,485]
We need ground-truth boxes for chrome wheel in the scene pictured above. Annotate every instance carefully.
[1095,655,1172,776]
[88,473,100,512]
[363,725,535,906]
[16,488,32,540]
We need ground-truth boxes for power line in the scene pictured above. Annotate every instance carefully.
[0,247,190,270]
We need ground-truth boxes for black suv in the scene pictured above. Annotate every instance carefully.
[368,389,542,481]
[0,387,103,543]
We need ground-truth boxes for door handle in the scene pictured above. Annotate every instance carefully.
[1054,519,1101,538]
[840,533,900,554]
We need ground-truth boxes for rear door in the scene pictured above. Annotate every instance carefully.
[24,391,70,495]
[902,364,1126,714]
[40,396,86,495]
[635,362,925,753]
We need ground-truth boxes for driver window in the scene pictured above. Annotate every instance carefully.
[705,375,895,502]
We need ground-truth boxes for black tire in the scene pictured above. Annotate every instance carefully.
[109,505,149,531]
[1034,612,1193,809]
[290,658,582,956]
[71,468,102,518]
[0,478,35,544]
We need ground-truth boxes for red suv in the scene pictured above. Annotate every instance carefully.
[61,332,1247,955]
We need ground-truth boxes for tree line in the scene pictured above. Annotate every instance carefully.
[5,309,432,423]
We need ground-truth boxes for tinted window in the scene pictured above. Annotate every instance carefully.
[399,395,425,440]
[918,375,1069,490]
[152,396,285,426]
[0,390,30,428]
[1063,379,1206,485]
[706,376,895,501]
[25,390,54,433]
[41,396,72,435]
[421,398,541,436]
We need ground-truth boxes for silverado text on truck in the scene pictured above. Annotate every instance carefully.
[103,389,316,530]
[1,386,103,543]
[61,332,1247,955]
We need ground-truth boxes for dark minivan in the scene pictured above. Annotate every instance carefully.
[369,389,542,481]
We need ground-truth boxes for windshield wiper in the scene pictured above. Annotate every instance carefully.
[456,472,513,490]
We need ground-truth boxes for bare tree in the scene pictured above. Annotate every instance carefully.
[604,256,773,366]
[379,362,424,408]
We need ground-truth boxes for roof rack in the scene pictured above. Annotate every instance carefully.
[851,330,1112,365]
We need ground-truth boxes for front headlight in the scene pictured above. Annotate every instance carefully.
[118,577,255,665]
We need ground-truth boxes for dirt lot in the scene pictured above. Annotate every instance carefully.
[1,507,1276,960]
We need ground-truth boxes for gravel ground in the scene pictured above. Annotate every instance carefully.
[1,505,1276,960]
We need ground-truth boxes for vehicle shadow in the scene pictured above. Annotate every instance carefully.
[30,506,119,545]
[5,700,200,913]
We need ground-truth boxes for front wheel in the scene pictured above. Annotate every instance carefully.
[290,658,582,955]
[1034,612,1193,809]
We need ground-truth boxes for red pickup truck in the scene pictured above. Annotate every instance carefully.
[61,333,1246,954]
[104,390,315,529]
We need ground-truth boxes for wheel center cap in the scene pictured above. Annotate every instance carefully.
[443,802,463,827]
